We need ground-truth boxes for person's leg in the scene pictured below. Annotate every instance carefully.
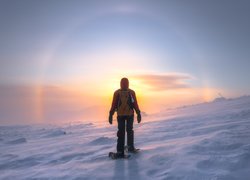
[117,116,126,155]
[126,115,134,150]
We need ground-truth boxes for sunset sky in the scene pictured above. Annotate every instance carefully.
[1,0,250,124]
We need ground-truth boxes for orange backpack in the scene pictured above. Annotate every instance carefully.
[117,90,134,116]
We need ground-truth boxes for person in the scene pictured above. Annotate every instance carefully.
[109,77,141,158]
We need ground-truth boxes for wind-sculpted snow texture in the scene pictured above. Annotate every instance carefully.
[1,96,250,179]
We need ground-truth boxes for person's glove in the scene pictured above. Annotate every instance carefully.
[137,112,141,123]
[109,112,113,124]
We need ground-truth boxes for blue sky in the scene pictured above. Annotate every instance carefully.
[1,0,250,90]
[1,0,250,124]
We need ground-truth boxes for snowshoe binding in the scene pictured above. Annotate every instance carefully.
[125,146,140,153]
[109,152,130,159]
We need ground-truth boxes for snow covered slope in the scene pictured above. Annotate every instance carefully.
[1,96,250,179]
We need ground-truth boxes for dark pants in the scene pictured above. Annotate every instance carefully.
[117,115,134,154]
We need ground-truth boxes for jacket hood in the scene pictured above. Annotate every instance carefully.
[120,78,129,90]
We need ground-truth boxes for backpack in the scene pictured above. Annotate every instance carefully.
[117,90,134,116]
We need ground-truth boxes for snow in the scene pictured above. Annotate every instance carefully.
[1,96,250,179]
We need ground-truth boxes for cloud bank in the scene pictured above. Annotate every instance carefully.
[133,73,193,91]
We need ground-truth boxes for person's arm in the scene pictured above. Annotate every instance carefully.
[131,90,141,123]
[110,90,119,116]
[109,91,118,124]
[131,90,140,114]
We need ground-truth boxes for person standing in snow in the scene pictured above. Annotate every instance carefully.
[109,77,141,157]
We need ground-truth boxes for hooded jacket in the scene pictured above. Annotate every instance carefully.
[110,78,140,116]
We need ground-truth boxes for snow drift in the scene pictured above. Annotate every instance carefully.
[0,96,250,179]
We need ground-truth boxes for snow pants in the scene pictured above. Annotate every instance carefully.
[117,115,134,154]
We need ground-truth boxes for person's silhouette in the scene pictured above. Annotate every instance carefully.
[109,77,141,158]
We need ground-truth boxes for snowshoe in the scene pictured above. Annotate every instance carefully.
[109,152,130,159]
[128,148,140,153]
[125,146,140,153]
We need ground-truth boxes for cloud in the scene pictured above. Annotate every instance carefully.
[0,84,104,125]
[132,73,193,91]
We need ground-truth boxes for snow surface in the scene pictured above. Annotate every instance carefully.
[1,96,250,179]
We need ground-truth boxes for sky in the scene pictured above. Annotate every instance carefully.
[1,0,250,124]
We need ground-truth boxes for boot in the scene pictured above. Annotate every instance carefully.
[116,151,125,158]
[128,146,137,152]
